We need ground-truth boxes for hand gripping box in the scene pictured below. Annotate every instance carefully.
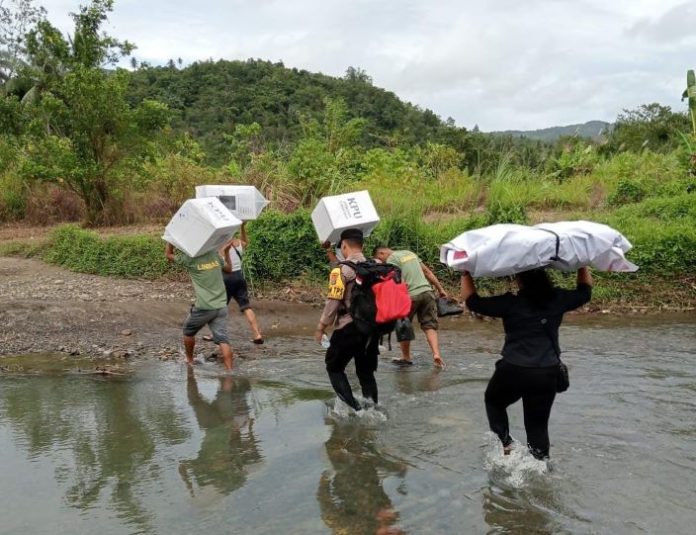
[311,190,380,244]
[195,185,269,221]
[163,197,242,258]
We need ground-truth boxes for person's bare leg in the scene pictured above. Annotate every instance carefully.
[398,340,412,362]
[243,308,263,341]
[424,328,445,368]
[184,335,196,365]
[219,342,234,371]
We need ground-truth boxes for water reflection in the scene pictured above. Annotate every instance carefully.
[393,369,442,395]
[0,374,190,533]
[318,420,408,535]
[179,369,263,500]
[482,484,561,535]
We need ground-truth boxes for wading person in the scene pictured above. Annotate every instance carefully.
[165,242,234,371]
[461,267,592,460]
[373,246,446,368]
[314,228,379,412]
[204,222,263,344]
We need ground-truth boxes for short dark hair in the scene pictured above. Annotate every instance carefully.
[516,269,555,306]
[342,237,363,248]
[372,245,389,257]
[338,228,364,248]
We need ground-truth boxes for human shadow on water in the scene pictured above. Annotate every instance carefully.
[317,419,409,535]
[179,369,263,499]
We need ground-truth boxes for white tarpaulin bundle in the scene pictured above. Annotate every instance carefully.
[440,220,639,277]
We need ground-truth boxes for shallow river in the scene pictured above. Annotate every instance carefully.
[1,316,695,534]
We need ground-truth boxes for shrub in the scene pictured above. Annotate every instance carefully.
[0,173,27,221]
[44,225,171,279]
[608,178,646,206]
[244,210,328,282]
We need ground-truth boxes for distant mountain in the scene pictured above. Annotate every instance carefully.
[490,120,612,142]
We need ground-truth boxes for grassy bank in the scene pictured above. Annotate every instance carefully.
[1,197,694,312]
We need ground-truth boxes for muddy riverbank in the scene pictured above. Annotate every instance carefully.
[1,256,691,363]
[0,257,323,361]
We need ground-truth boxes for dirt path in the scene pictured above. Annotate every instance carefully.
[0,257,320,360]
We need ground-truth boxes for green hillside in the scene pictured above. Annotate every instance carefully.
[127,60,447,163]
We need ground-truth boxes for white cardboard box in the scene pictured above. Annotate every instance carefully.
[195,185,269,220]
[162,197,242,258]
[311,190,380,244]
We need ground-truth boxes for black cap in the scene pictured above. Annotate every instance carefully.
[337,228,364,247]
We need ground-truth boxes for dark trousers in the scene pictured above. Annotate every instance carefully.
[325,322,379,411]
[485,359,558,459]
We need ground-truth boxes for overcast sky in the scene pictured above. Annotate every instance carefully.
[36,0,696,131]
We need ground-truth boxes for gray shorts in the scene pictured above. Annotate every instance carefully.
[183,306,230,344]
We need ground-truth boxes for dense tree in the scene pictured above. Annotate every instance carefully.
[3,0,169,225]
[127,60,450,163]
[606,103,689,154]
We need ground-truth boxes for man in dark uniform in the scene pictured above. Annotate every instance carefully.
[314,228,379,411]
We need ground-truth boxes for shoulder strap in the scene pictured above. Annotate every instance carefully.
[231,244,243,262]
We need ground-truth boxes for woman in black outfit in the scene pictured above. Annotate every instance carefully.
[461,267,592,460]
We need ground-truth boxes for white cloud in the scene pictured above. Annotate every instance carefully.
[36,0,696,130]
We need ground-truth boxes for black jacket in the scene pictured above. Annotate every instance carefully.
[466,283,591,367]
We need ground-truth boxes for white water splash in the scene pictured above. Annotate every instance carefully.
[327,396,388,423]
[483,433,549,489]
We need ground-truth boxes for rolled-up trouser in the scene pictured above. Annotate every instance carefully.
[325,322,379,410]
[182,306,230,345]
[484,359,558,459]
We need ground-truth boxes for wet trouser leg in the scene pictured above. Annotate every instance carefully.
[328,371,361,411]
[485,361,522,448]
[325,324,361,411]
[355,335,379,404]
[522,368,557,460]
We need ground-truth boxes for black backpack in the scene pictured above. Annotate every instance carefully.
[339,260,411,337]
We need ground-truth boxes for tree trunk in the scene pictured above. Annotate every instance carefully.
[83,179,109,227]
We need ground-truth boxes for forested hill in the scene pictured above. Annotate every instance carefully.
[492,120,612,142]
[127,60,448,163]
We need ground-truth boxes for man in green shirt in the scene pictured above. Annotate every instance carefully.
[165,243,234,371]
[373,247,447,369]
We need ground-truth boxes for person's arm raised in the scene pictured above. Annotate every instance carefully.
[221,240,233,273]
[165,242,176,264]
[577,266,593,287]
[460,271,476,301]
[322,241,338,265]
[239,221,249,247]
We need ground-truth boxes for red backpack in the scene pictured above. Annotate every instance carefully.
[340,261,411,336]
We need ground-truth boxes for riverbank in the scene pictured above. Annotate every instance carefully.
[1,221,695,316]
[0,256,323,361]
[0,253,693,363]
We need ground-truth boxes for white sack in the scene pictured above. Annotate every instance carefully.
[440,220,638,277]
[163,197,242,257]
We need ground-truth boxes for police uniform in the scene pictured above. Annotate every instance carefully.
[318,247,379,411]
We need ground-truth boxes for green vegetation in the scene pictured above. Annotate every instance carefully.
[43,224,171,278]
[0,0,694,310]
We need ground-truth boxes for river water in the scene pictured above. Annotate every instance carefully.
[1,316,694,534]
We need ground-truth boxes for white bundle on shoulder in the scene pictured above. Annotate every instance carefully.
[440,220,638,277]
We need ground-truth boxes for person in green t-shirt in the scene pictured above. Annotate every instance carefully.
[373,247,447,369]
[165,242,235,370]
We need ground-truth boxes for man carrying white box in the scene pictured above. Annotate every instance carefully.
[165,242,235,371]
